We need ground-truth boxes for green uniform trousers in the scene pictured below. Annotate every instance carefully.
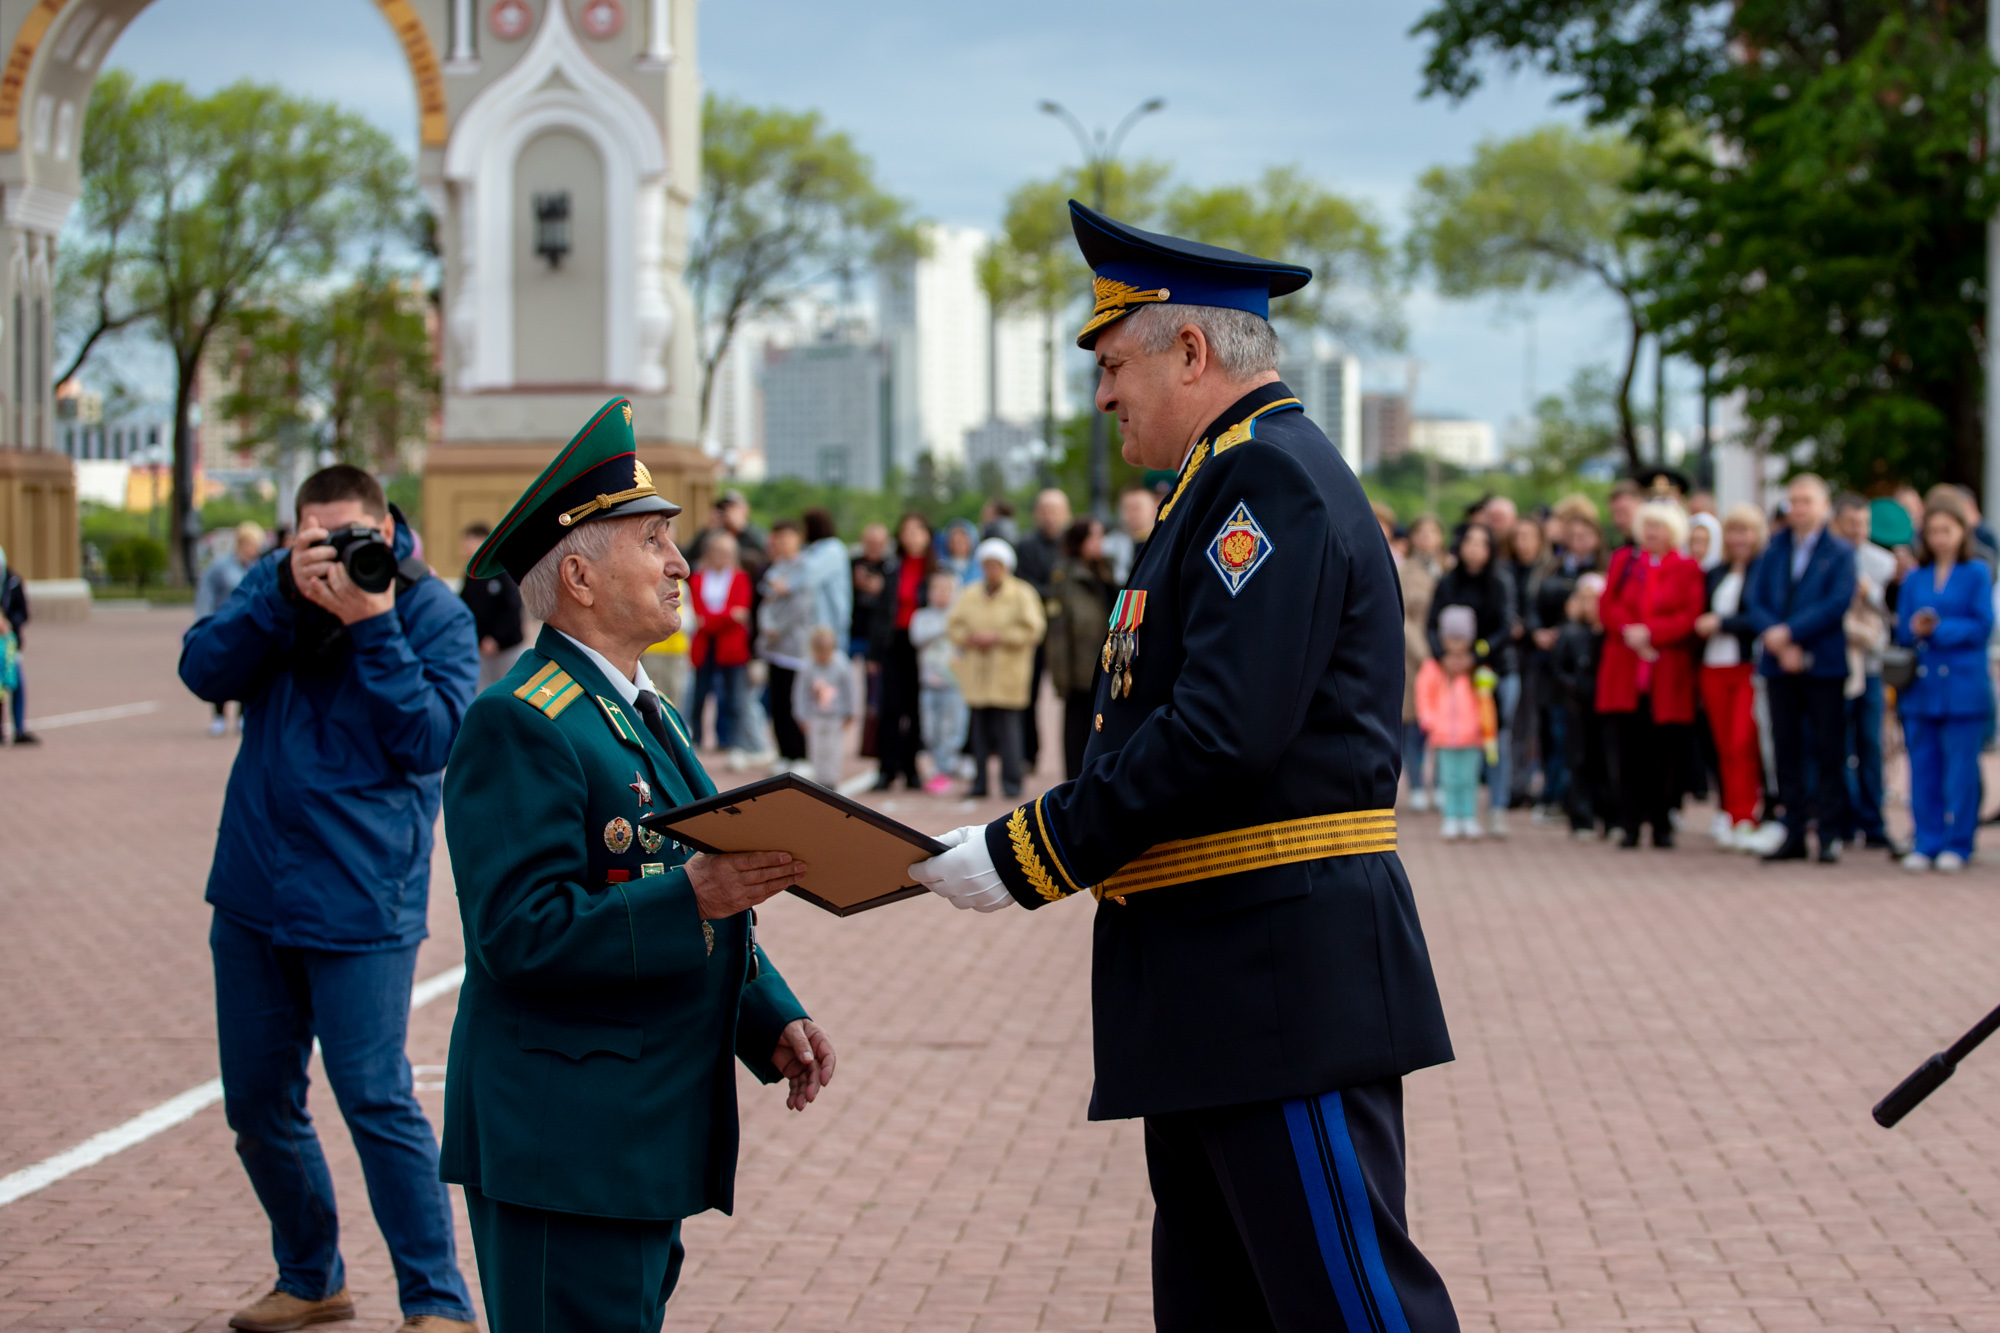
[463,1186,684,1332]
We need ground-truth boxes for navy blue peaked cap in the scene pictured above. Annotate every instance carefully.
[1069,200,1312,349]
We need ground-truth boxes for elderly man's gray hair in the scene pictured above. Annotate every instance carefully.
[519,517,627,621]
[1122,303,1282,380]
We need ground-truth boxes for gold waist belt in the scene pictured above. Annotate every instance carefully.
[1094,809,1397,901]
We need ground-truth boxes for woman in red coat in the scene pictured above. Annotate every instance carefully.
[688,530,754,751]
[1597,500,1705,848]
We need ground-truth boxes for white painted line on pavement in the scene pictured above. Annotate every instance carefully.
[0,964,467,1210]
[24,701,159,730]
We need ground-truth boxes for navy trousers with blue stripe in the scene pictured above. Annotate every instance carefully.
[1145,1078,1457,1332]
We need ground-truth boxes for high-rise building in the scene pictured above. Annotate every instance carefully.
[761,332,889,490]
[880,224,989,472]
[1280,348,1361,474]
[880,223,1069,475]
[1411,416,1498,469]
[1361,392,1412,469]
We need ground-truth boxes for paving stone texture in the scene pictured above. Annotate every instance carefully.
[1,606,1997,1330]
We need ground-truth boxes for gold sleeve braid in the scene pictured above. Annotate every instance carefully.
[1006,807,1070,903]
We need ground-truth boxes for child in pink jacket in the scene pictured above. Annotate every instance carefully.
[1416,605,1487,839]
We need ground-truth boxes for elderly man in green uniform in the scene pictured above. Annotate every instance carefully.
[913,205,1459,1330]
[441,397,836,1330]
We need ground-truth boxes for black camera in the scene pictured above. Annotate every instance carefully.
[323,523,398,594]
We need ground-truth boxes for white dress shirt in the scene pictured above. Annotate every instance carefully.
[555,628,656,707]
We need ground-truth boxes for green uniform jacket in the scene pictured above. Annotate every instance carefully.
[440,627,807,1221]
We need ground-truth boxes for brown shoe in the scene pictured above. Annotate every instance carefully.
[228,1287,356,1332]
[397,1320,476,1333]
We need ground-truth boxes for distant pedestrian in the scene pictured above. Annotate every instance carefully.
[868,513,935,791]
[1832,492,1899,853]
[1399,513,1445,810]
[757,520,813,772]
[909,568,967,793]
[1744,474,1855,863]
[0,544,31,745]
[1012,487,1072,773]
[1695,505,1768,851]
[947,539,1046,799]
[1045,517,1115,780]
[939,517,978,584]
[1552,574,1608,836]
[195,521,268,734]
[1896,497,1994,873]
[1598,501,1704,849]
[457,521,525,694]
[689,530,752,754]
[793,624,856,788]
[1417,606,1488,840]
[1426,523,1518,835]
[1102,483,1159,587]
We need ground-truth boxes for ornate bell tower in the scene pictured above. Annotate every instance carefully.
[0,0,712,608]
[421,0,713,565]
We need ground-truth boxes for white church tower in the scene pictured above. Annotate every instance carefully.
[0,0,715,600]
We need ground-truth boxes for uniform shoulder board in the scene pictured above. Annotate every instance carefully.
[513,661,585,718]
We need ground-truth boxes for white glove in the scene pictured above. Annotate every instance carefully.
[909,823,1017,912]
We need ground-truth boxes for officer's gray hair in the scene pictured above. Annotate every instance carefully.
[1123,303,1282,380]
[519,516,629,622]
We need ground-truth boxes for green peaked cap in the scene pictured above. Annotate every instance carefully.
[467,395,681,582]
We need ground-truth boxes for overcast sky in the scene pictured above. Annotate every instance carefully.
[101,0,1674,436]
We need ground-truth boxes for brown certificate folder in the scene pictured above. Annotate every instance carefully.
[639,774,948,917]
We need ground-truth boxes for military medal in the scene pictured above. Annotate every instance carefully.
[637,825,664,854]
[1104,590,1147,698]
[603,817,633,854]
[629,771,653,806]
[702,920,715,956]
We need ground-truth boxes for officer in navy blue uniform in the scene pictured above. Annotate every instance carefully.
[913,202,1458,1332]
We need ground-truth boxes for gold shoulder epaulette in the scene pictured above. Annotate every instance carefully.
[513,662,584,718]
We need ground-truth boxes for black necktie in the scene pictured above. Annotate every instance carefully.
[632,690,673,749]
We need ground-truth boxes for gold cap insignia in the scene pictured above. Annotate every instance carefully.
[1076,276,1173,344]
[622,402,633,426]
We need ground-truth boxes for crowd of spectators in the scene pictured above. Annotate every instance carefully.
[1396,474,1999,871]
[650,481,1158,797]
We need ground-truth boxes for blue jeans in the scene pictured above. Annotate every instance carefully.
[1843,675,1886,842]
[1539,696,1570,809]
[1484,672,1520,813]
[1400,719,1428,794]
[690,660,745,749]
[210,911,472,1319]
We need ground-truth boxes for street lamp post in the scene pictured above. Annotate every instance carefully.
[1040,97,1163,517]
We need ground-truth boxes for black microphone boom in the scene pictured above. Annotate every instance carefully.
[1873,1001,2000,1128]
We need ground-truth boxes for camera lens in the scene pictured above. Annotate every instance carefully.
[342,537,398,594]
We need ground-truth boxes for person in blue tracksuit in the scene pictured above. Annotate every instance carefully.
[1895,497,1994,872]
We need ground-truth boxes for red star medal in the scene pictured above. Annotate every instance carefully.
[629,771,653,807]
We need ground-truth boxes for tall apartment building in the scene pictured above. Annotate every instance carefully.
[1411,415,1498,469]
[761,332,889,490]
[1279,348,1361,474]
[1360,392,1412,469]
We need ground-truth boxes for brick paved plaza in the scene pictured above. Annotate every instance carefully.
[3,607,1999,1331]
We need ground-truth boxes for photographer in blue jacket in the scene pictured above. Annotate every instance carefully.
[179,464,479,1333]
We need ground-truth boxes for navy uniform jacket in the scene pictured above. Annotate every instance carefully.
[983,382,1453,1120]
[440,627,806,1221]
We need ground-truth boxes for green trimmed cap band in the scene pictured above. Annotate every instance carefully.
[467,395,681,582]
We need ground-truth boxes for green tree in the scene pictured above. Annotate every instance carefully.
[979,162,1169,474]
[219,265,439,475]
[59,73,414,579]
[105,534,168,590]
[1405,126,1649,468]
[1521,364,1621,486]
[1165,166,1404,351]
[692,95,918,433]
[1413,0,2000,490]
